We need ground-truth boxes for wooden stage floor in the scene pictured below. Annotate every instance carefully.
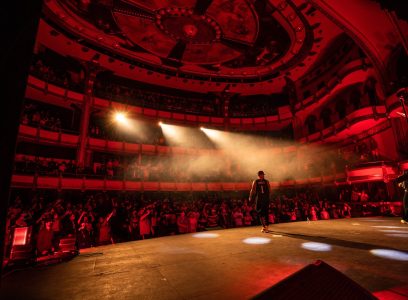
[1,217,408,299]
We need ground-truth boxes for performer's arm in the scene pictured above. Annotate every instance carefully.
[249,180,256,202]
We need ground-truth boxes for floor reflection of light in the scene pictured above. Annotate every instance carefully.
[361,219,386,222]
[243,237,271,245]
[192,233,219,238]
[379,230,408,233]
[352,223,360,225]
[386,233,408,238]
[301,242,332,252]
[272,234,283,237]
[372,226,405,229]
[370,249,408,261]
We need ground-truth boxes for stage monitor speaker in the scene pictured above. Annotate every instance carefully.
[252,260,377,300]
[59,237,78,254]
[9,226,35,264]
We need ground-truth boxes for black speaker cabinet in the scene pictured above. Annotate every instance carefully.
[252,260,377,300]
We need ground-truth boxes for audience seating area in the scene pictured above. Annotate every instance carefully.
[6,185,400,263]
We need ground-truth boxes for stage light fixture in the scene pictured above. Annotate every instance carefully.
[114,112,127,124]
[200,127,220,139]
[160,122,177,135]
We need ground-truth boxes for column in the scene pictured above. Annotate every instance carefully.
[77,64,98,168]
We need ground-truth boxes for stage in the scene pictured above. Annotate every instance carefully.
[1,217,408,299]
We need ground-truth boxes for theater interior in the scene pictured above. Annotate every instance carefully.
[1,0,408,299]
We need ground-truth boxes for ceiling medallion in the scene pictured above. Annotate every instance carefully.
[183,24,198,38]
[155,7,221,43]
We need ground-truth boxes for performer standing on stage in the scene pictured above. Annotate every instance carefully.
[249,170,271,233]
[395,170,408,224]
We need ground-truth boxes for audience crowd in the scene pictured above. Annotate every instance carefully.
[7,188,395,256]
[7,187,396,259]
[14,154,248,182]
[21,102,63,132]
[14,151,347,183]
[229,95,283,117]
[30,53,84,92]
[94,79,219,116]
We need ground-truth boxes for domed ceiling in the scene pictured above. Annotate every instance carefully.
[115,0,262,65]
[39,0,349,93]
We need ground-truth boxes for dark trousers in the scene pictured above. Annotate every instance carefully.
[256,197,269,226]
[403,191,408,221]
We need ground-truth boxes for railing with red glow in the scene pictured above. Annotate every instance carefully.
[398,160,408,173]
[18,124,294,155]
[345,161,399,183]
[18,124,80,146]
[11,173,346,191]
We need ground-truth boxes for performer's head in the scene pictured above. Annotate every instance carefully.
[258,170,265,179]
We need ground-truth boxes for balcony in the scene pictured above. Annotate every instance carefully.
[346,161,398,184]
[295,58,371,114]
[299,106,388,143]
[18,124,221,156]
[25,75,292,130]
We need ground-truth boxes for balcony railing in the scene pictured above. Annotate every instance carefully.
[346,161,398,183]
[11,173,345,191]
[294,59,371,113]
[19,124,301,156]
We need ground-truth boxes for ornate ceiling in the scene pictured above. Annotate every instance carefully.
[40,0,343,92]
[53,0,309,71]
[38,0,405,95]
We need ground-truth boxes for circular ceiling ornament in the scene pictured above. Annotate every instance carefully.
[155,8,221,43]
[183,24,198,38]
[113,0,259,64]
[43,0,318,85]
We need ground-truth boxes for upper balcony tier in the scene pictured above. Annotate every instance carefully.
[26,75,293,131]
[26,59,381,135]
